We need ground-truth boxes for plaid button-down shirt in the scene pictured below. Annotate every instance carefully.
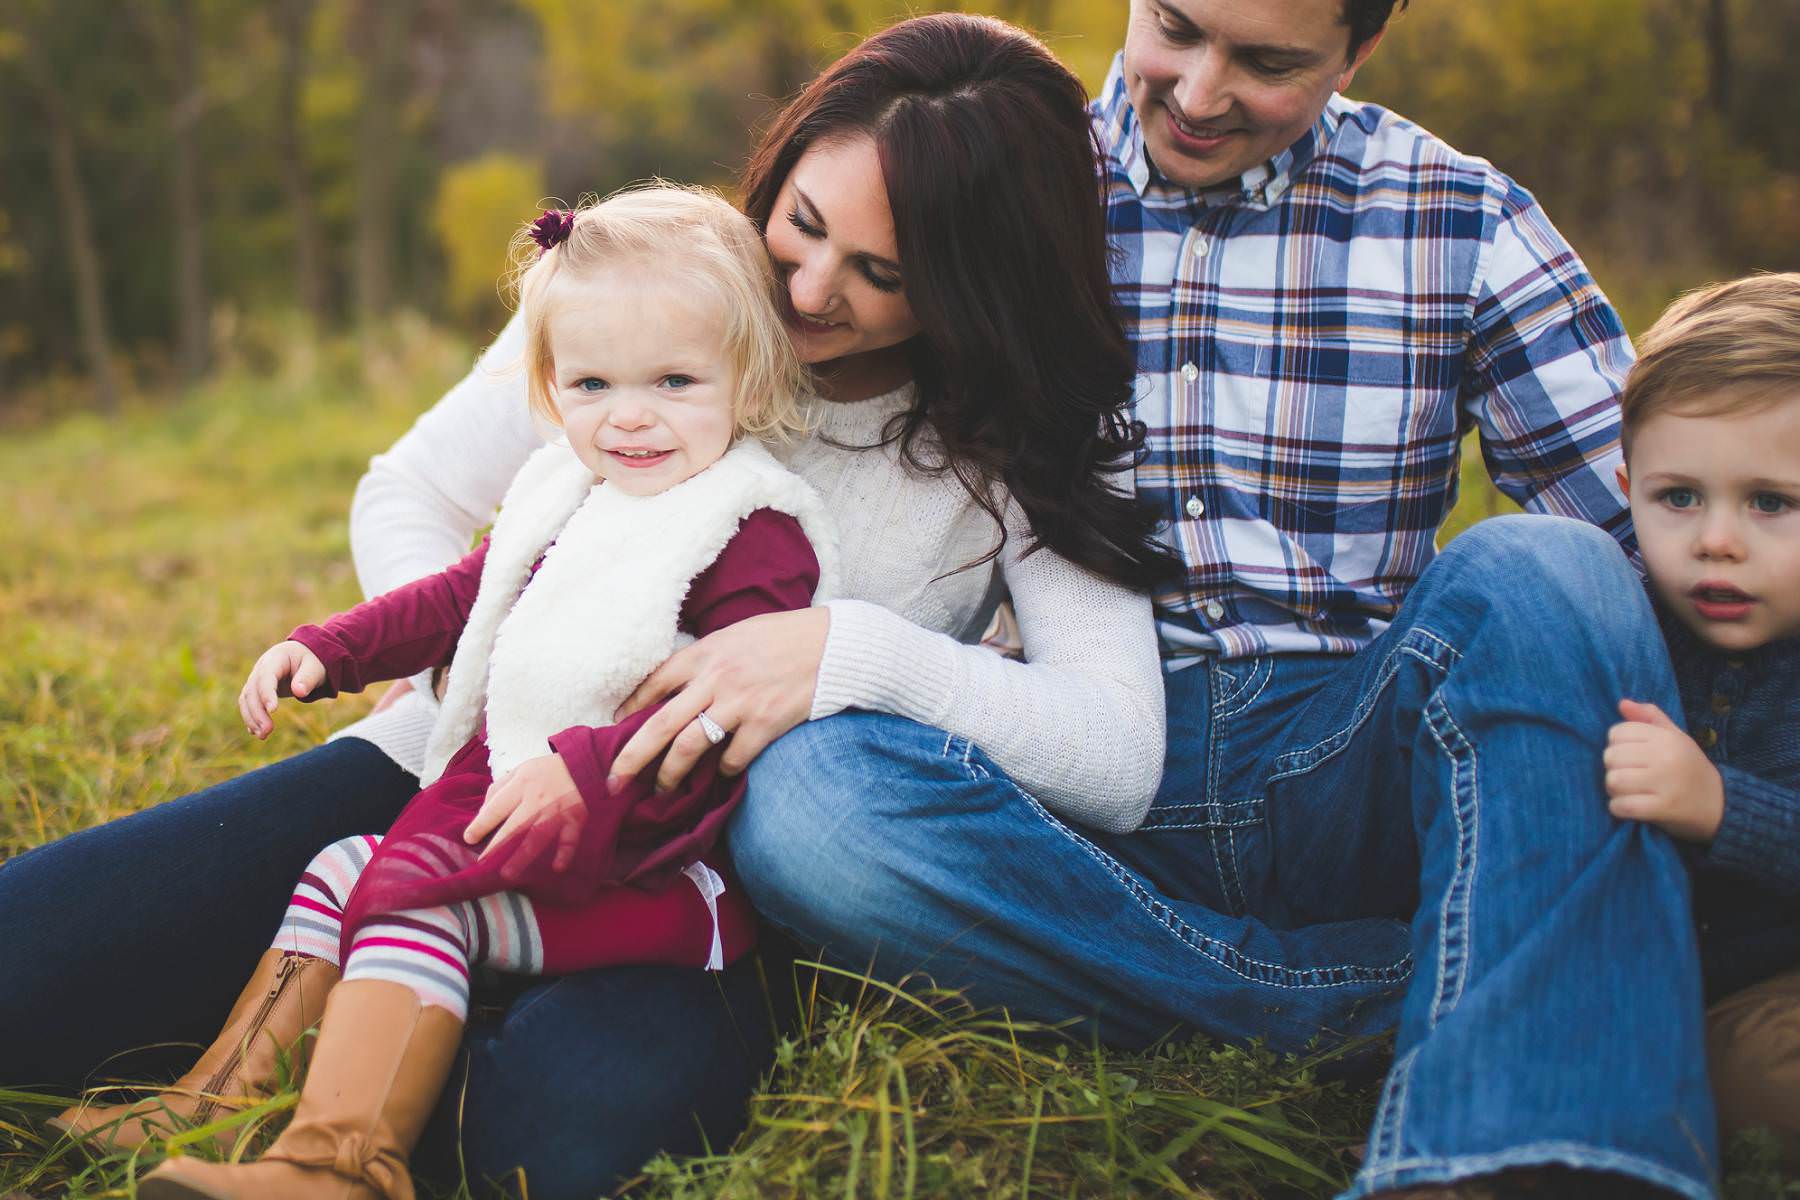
[1091,56,1637,661]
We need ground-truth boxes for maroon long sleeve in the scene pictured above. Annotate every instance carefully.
[288,539,490,697]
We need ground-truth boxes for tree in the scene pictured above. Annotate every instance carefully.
[126,0,212,381]
[277,0,330,330]
[350,0,415,330]
[0,1,125,407]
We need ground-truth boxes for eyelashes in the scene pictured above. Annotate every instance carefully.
[784,208,904,294]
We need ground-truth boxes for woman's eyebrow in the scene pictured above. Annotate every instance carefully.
[794,185,902,274]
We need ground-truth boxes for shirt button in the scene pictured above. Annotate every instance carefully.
[1191,236,1211,258]
[1698,728,1719,750]
[1711,694,1731,715]
[1185,495,1205,518]
[1181,362,1199,383]
[1205,600,1226,621]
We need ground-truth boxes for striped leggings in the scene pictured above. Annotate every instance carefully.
[274,835,726,1020]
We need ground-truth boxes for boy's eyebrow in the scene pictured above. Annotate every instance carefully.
[793,185,903,274]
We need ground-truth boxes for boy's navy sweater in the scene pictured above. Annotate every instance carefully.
[1660,603,1800,1001]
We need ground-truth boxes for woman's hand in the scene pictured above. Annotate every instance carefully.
[238,640,327,738]
[609,607,830,792]
[465,753,585,871]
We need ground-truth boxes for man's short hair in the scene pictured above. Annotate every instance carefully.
[1347,0,1409,52]
[1619,272,1800,455]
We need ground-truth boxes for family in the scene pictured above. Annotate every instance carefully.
[5,2,1798,1199]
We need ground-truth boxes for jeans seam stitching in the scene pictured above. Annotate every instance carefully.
[1423,691,1479,1027]
[1267,634,1458,781]
[968,760,1413,989]
[1367,1043,1417,1171]
[1213,656,1273,719]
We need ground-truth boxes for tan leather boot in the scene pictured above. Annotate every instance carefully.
[137,979,464,1200]
[50,951,338,1153]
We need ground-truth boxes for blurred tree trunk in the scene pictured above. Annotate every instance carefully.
[128,0,211,381]
[22,58,123,407]
[353,0,413,331]
[1705,0,1732,114]
[169,0,209,378]
[277,0,329,330]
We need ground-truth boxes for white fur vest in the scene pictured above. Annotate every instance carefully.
[420,439,838,784]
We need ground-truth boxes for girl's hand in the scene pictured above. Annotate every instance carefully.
[465,753,584,872]
[238,640,327,738]
[610,607,829,792]
[1604,699,1725,842]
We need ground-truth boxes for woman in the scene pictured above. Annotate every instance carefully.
[4,13,1173,1199]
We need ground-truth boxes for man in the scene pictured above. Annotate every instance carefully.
[730,3,1717,1197]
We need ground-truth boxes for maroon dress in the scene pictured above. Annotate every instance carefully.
[288,507,819,973]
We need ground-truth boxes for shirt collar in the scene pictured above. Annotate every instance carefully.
[1095,51,1344,211]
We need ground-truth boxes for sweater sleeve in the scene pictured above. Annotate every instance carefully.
[811,494,1166,834]
[1703,763,1800,897]
[349,312,547,600]
[289,540,489,698]
[547,510,820,830]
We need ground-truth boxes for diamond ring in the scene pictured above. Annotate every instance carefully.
[695,710,728,745]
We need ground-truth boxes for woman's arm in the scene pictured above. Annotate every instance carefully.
[811,497,1166,834]
[615,499,1167,835]
[350,312,546,599]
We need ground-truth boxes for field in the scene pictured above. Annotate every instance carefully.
[1,324,1792,1198]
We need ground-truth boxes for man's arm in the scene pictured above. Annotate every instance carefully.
[1460,182,1638,555]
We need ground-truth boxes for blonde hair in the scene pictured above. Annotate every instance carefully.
[1620,272,1800,456]
[509,182,812,442]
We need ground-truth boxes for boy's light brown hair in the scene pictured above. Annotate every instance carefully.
[1620,272,1800,457]
[507,182,814,442]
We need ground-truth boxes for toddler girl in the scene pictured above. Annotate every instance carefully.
[61,184,834,1200]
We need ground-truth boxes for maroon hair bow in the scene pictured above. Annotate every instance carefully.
[529,209,576,255]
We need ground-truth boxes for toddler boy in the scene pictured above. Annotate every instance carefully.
[1607,272,1800,1165]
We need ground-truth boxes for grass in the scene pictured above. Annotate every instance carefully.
[0,320,1792,1198]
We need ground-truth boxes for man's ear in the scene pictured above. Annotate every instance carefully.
[1337,26,1386,92]
[1615,462,1632,500]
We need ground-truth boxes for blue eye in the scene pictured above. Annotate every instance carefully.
[577,378,608,393]
[664,374,694,389]
[1752,492,1793,515]
[1660,487,1699,510]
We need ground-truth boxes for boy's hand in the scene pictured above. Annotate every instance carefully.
[238,640,327,738]
[465,753,585,873]
[1604,699,1725,842]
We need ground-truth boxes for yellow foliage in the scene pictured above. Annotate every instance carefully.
[430,153,548,326]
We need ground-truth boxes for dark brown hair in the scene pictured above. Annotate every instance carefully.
[1345,0,1408,53]
[740,12,1177,590]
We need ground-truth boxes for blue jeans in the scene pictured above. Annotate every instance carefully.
[731,515,1717,1199]
[0,738,781,1200]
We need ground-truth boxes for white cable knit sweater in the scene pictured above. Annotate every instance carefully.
[332,314,1166,832]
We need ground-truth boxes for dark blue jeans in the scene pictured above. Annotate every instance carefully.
[0,737,779,1199]
[731,516,1718,1199]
